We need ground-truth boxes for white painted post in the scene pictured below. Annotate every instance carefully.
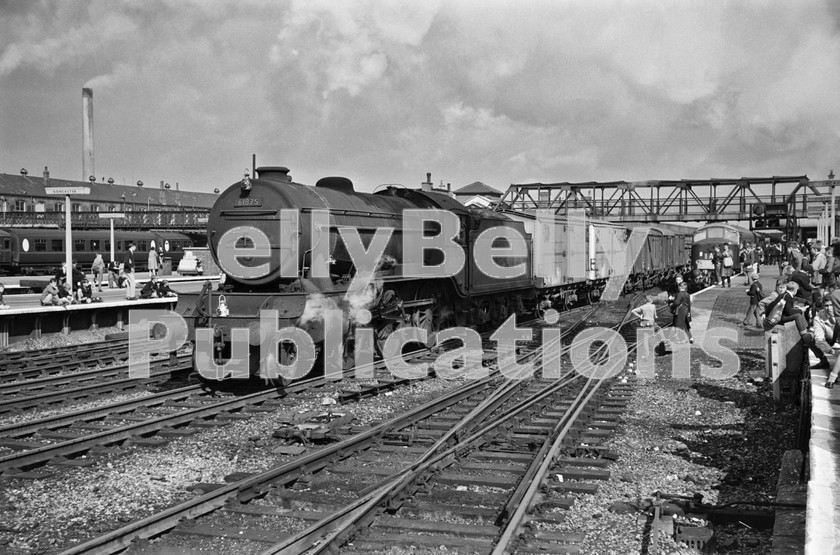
[64,193,72,275]
[45,186,90,280]
[97,213,126,265]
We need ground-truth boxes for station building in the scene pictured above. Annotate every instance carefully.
[0,167,216,218]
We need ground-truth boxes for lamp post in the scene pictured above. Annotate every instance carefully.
[830,170,837,243]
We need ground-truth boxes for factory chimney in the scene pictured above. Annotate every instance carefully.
[82,88,95,182]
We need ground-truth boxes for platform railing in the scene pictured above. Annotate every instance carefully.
[0,210,209,230]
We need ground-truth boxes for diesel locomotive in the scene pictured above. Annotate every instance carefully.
[177,166,691,383]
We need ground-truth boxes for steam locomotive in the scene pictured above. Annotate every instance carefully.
[177,166,691,383]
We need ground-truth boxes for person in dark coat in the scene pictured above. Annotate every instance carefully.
[140,276,159,299]
[76,278,94,304]
[790,263,819,321]
[720,243,734,287]
[123,243,137,300]
[712,246,723,286]
[156,279,178,298]
[670,281,693,343]
[765,282,812,342]
[743,280,764,328]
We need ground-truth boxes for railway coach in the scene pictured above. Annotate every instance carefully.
[0,228,193,275]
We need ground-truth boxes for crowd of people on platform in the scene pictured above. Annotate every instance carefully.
[36,245,176,308]
[751,238,840,389]
[702,241,767,288]
[635,236,840,389]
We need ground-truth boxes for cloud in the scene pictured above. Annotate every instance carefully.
[0,7,136,76]
[3,1,840,193]
[270,0,440,98]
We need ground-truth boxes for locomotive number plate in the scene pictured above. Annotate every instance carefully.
[236,197,263,207]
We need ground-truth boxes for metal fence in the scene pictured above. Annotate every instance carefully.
[0,210,209,230]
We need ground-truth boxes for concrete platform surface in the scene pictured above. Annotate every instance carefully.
[0,287,178,315]
[687,265,778,352]
[807,364,840,555]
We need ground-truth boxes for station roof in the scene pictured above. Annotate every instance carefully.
[453,181,503,197]
[0,172,217,209]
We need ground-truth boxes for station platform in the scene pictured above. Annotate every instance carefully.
[0,273,218,293]
[686,266,779,353]
[0,287,180,347]
[806,354,840,554]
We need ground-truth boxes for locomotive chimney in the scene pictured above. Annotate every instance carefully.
[82,88,94,182]
[421,172,432,192]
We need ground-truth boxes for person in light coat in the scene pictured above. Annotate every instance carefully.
[148,247,159,277]
[91,253,106,292]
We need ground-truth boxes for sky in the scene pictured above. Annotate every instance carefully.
[2,0,840,196]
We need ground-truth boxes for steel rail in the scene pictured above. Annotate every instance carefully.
[0,383,203,438]
[0,385,283,474]
[278,368,586,555]
[54,304,598,554]
[0,355,191,413]
[0,349,188,394]
[261,314,586,555]
[491,303,652,553]
[57,375,498,555]
[0,338,127,366]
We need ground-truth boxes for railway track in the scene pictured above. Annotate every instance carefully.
[0,351,192,415]
[50,303,613,554]
[0,330,513,478]
[0,338,128,378]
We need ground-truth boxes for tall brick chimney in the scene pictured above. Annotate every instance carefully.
[82,88,94,181]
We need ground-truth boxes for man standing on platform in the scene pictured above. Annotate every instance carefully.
[788,241,803,270]
[123,243,137,300]
[91,253,105,292]
[743,243,757,285]
[812,241,826,293]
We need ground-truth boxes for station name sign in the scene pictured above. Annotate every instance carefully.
[98,212,126,219]
[44,187,91,195]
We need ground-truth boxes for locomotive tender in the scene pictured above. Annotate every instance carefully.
[178,166,691,382]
